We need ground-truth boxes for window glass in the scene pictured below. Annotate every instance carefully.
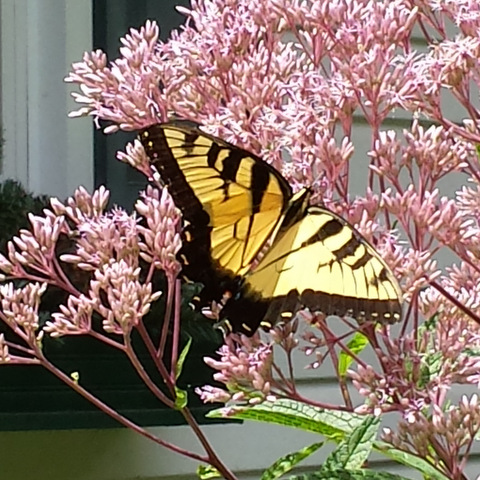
[93,0,190,208]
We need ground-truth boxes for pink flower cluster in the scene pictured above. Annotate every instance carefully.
[5,0,480,476]
[383,394,480,478]
[196,336,274,405]
[0,185,180,350]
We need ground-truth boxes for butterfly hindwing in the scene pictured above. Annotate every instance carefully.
[220,206,402,335]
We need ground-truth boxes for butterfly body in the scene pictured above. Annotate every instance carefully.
[140,121,402,336]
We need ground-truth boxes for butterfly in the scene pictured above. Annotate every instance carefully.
[139,120,402,336]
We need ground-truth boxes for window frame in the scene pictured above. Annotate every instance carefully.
[0,0,94,198]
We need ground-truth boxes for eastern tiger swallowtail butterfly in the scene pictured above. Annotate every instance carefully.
[139,121,403,336]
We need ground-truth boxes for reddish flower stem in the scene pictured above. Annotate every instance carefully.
[158,273,175,358]
[124,334,176,409]
[34,350,209,463]
[134,306,238,480]
[170,278,181,381]
[431,280,480,326]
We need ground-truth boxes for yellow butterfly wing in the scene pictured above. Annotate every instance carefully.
[140,121,292,278]
[221,206,402,335]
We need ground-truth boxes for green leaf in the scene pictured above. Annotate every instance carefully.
[374,441,450,480]
[324,415,379,470]
[260,442,324,480]
[207,399,366,442]
[175,336,192,380]
[289,467,412,480]
[174,386,188,410]
[422,313,439,332]
[418,351,443,387]
[197,464,221,479]
[339,332,368,376]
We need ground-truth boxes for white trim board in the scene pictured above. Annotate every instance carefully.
[0,0,93,199]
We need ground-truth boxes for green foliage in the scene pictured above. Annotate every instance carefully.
[197,465,222,479]
[175,337,193,380]
[209,399,448,479]
[174,385,188,410]
[261,443,324,480]
[323,415,379,470]
[0,179,50,254]
[173,338,192,409]
[338,333,369,376]
[374,442,450,480]
[208,399,366,441]
[289,469,411,480]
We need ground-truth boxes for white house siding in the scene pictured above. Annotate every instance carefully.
[0,2,478,480]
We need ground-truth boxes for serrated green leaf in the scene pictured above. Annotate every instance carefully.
[339,333,368,376]
[174,386,188,409]
[261,442,324,480]
[324,415,379,470]
[207,399,366,442]
[374,441,450,480]
[289,467,412,480]
[175,336,192,380]
[197,464,221,479]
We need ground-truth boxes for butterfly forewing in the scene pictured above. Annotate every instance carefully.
[140,121,292,278]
